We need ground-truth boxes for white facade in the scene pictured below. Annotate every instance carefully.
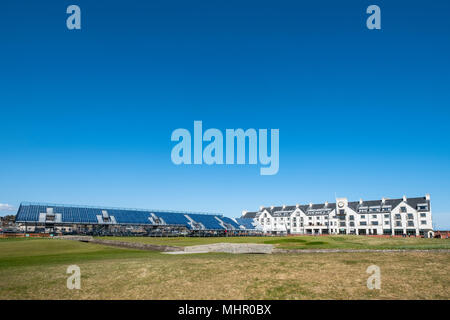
[243,195,433,237]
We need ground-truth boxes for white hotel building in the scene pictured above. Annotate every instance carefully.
[242,195,433,237]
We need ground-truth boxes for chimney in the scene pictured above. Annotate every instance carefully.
[382,197,386,204]
[425,194,430,201]
[403,195,407,202]
[282,205,286,210]
[359,198,363,205]
[324,201,328,207]
[271,206,274,210]
[242,210,248,216]
[259,206,264,211]
[296,204,300,208]
[309,202,313,208]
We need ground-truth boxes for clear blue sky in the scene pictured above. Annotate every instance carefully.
[1,1,449,228]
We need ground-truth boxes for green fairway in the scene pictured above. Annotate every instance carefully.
[0,237,449,299]
[0,238,153,269]
[97,235,450,250]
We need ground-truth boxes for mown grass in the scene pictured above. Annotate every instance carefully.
[0,238,153,269]
[0,238,449,299]
[98,235,450,250]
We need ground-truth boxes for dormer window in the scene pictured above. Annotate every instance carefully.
[417,204,428,211]
[102,210,110,222]
[44,208,56,222]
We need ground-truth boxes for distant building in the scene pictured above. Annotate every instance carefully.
[434,231,450,239]
[242,195,433,237]
[0,215,16,227]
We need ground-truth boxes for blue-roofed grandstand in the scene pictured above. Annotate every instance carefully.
[235,218,258,230]
[220,217,243,230]
[14,202,261,235]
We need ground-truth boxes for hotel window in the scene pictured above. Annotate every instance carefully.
[407,214,413,220]
[384,221,389,225]
[339,209,345,215]
[400,207,407,213]
[372,221,378,226]
[395,221,402,227]
[407,221,414,227]
[421,220,426,225]
[384,214,389,218]
[349,215,354,220]
[350,222,355,227]
[340,222,346,227]
[395,214,401,220]
[420,213,426,218]
[360,215,365,219]
[418,205,428,210]
[372,215,377,219]
[360,221,367,226]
